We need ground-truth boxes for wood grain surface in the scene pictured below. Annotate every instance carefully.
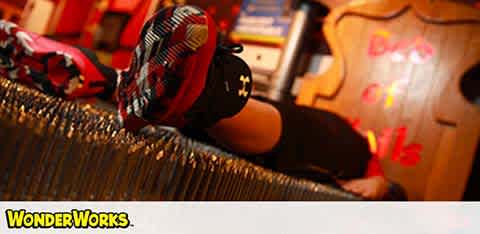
[297,0,480,200]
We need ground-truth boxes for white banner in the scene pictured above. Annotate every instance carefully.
[0,202,479,234]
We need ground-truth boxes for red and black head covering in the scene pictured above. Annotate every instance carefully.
[116,5,252,131]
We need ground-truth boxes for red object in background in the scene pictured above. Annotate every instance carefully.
[410,37,435,64]
[80,0,148,47]
[110,0,143,12]
[112,0,153,69]
[76,0,152,69]
[52,0,244,69]
[207,6,217,16]
[110,0,244,68]
[362,83,382,104]
[111,50,132,69]
[231,4,241,15]
[54,0,97,35]
[348,118,423,168]
[368,32,390,57]
[368,29,435,64]
[347,118,383,177]
[219,20,229,31]
[377,128,393,159]
[2,0,28,8]
[79,0,110,47]
[118,0,152,49]
[365,155,384,177]
[399,143,422,167]
[188,0,243,33]
[390,126,421,167]
[349,118,361,131]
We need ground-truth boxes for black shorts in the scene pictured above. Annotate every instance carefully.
[181,96,372,183]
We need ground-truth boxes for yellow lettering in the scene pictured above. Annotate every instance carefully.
[5,209,131,229]
[33,213,45,228]
[109,213,119,226]
[88,213,99,227]
[118,213,130,228]
[23,213,34,227]
[55,213,63,228]
[63,213,73,228]
[73,209,90,228]
[6,210,25,228]
[99,213,109,228]
[45,213,55,227]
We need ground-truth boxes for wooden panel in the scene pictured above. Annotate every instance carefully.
[297,0,480,200]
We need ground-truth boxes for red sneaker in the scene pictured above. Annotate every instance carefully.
[117,5,252,131]
[0,20,116,100]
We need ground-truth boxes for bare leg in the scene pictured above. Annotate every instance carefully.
[206,98,282,155]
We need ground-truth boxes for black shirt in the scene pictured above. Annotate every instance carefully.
[181,96,372,183]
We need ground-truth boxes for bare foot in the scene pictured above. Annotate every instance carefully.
[340,176,389,200]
